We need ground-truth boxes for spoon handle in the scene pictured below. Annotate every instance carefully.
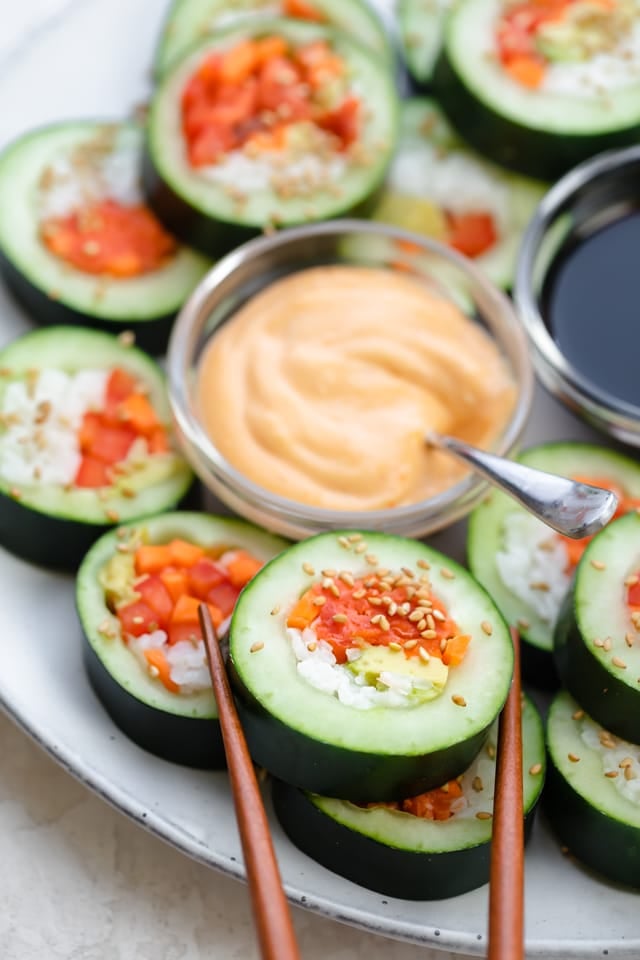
[431,434,618,539]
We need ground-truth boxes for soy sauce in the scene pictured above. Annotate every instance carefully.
[542,210,640,408]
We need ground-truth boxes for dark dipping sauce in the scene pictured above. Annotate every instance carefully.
[542,210,640,408]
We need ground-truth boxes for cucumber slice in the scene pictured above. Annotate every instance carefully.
[371,98,546,289]
[76,512,288,767]
[273,694,545,900]
[398,0,450,89]
[433,0,640,179]
[468,442,640,687]
[153,0,391,78]
[143,18,399,256]
[554,510,640,743]
[0,326,193,569]
[0,122,211,354]
[229,530,514,801]
[545,689,640,889]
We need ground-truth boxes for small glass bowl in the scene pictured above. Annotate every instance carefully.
[515,145,640,446]
[167,219,533,540]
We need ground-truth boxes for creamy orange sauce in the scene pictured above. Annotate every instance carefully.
[197,265,516,510]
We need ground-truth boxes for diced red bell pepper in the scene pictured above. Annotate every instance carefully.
[135,574,174,628]
[187,556,228,600]
[117,599,160,637]
[74,455,111,488]
[206,580,240,618]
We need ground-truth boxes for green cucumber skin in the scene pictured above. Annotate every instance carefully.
[554,585,640,743]
[544,749,640,889]
[83,637,225,768]
[0,252,175,356]
[230,659,490,802]
[432,52,640,181]
[142,146,382,258]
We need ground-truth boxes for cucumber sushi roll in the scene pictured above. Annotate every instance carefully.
[398,0,451,89]
[371,98,546,289]
[545,690,640,889]
[468,442,640,686]
[76,512,287,767]
[0,326,193,569]
[0,121,211,354]
[273,694,545,900]
[555,510,640,743]
[433,0,640,179]
[153,0,390,79]
[143,18,399,256]
[229,530,514,801]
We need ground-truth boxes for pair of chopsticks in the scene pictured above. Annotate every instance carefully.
[199,603,524,960]
[199,605,302,960]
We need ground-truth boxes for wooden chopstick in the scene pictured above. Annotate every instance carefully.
[199,605,302,960]
[488,627,524,960]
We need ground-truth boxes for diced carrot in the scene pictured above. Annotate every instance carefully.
[144,648,180,693]
[78,412,103,452]
[119,393,159,436]
[147,425,169,454]
[169,539,206,567]
[504,54,545,88]
[442,634,471,667]
[135,544,174,575]
[106,368,137,407]
[286,589,319,630]
[218,39,259,85]
[171,594,202,625]
[257,56,310,121]
[86,421,137,464]
[395,238,423,255]
[446,211,497,259]
[402,779,464,821]
[160,568,190,604]
[188,124,237,167]
[283,0,325,21]
[74,455,111,488]
[295,40,344,87]
[254,35,289,65]
[226,549,263,587]
[316,96,360,149]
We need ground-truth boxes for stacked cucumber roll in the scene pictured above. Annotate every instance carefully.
[0,326,193,569]
[0,121,210,354]
[433,0,640,179]
[153,0,391,79]
[371,98,546,289]
[543,509,640,886]
[468,442,640,686]
[76,513,287,767]
[144,17,399,255]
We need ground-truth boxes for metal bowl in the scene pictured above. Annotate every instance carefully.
[167,219,533,540]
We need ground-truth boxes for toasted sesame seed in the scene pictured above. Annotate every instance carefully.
[351,589,366,600]
[476,811,492,820]
[322,568,336,578]
[572,709,585,720]
[626,632,635,647]
[625,766,637,781]
[472,776,483,792]
[612,656,627,669]
[9,487,21,500]
[312,596,326,606]
[619,757,633,768]
[517,618,531,630]
[452,694,466,707]
[440,638,447,652]
[368,596,383,606]
[376,568,390,578]
[404,639,418,650]
[625,575,639,587]
[371,614,383,625]
[418,646,430,663]
[364,578,377,588]
[307,642,317,652]
[270,604,281,616]
[387,601,398,617]
[329,583,340,597]
[409,609,423,623]
[440,567,455,580]
[529,580,550,591]
[354,543,367,554]
[302,562,315,575]
[605,770,619,778]
[431,609,446,622]
[529,763,542,776]
[116,543,130,553]
[132,616,144,625]
[365,554,378,566]
[481,620,493,636]
[401,566,415,579]
[603,637,613,652]
[590,559,606,570]
[568,753,580,763]
[417,558,430,570]
[322,577,334,590]
[338,571,355,587]
[348,533,362,542]
[117,330,135,346]
[417,618,427,632]
[105,509,120,522]
[425,614,436,631]
[378,615,390,632]
[594,638,604,648]
[332,613,348,624]
[487,744,496,759]
[389,642,402,652]
[149,665,160,678]
[250,641,264,653]
[399,602,411,615]
[421,629,437,640]
[337,536,350,549]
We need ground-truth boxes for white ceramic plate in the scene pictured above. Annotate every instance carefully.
[0,1,638,956]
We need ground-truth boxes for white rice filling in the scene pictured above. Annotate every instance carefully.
[542,18,640,96]
[388,142,510,231]
[496,511,571,624]
[0,369,109,486]
[288,625,444,710]
[37,132,142,223]
[580,714,640,805]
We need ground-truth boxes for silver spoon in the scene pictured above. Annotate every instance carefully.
[428,433,618,539]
